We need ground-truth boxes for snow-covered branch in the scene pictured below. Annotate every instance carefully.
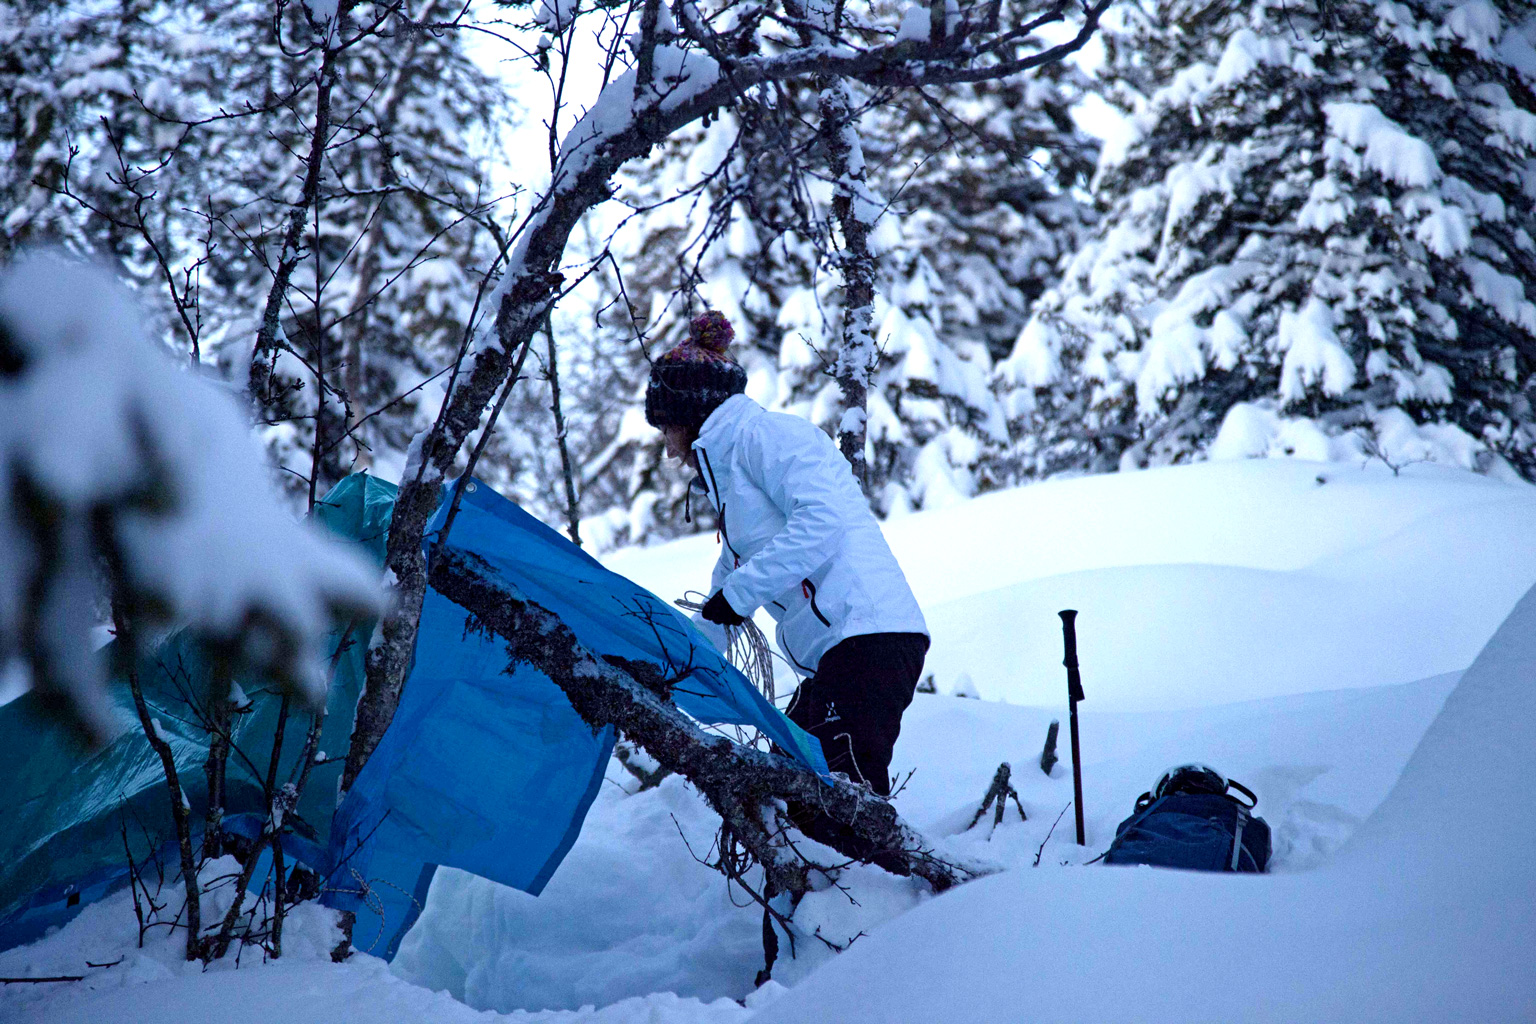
[0,252,382,745]
[350,0,1115,786]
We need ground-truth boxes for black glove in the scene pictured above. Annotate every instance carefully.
[701,590,746,627]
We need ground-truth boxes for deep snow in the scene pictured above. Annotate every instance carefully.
[393,458,1536,1014]
[3,458,1533,1023]
[609,459,1536,708]
[750,582,1536,1023]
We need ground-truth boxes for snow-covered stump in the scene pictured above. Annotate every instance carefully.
[427,547,974,898]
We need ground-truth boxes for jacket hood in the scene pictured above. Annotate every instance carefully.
[693,393,761,460]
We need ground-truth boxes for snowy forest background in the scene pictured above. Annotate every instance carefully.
[4,0,1536,1017]
[5,0,1535,549]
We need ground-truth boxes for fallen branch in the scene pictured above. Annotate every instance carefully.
[428,548,975,898]
[614,737,674,791]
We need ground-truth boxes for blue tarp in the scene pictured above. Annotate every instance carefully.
[0,474,395,952]
[0,473,823,958]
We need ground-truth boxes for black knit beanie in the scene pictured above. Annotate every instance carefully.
[644,310,747,432]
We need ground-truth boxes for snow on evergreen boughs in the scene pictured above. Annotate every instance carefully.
[999,0,1536,481]
[1,0,510,502]
[0,252,381,743]
[563,61,1097,547]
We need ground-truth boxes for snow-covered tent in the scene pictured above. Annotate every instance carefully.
[0,474,823,960]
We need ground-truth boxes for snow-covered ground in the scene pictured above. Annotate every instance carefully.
[5,458,1534,1022]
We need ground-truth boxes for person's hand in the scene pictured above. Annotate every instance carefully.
[701,590,746,627]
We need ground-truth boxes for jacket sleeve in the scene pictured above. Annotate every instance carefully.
[719,416,851,615]
[690,546,733,653]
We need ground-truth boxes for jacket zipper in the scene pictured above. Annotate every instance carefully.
[697,444,721,505]
[802,578,832,627]
[697,446,740,564]
[770,599,814,673]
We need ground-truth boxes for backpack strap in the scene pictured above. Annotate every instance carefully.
[1225,779,1258,809]
[1229,806,1248,871]
[1226,779,1257,871]
[1101,795,1165,864]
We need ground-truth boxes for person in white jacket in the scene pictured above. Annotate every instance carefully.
[646,310,929,797]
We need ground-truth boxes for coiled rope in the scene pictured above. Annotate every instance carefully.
[675,593,776,704]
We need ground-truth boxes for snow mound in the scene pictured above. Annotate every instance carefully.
[746,585,1536,1023]
[393,672,1463,1011]
[610,459,1536,710]
[8,458,1533,1022]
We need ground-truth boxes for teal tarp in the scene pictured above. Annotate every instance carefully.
[0,474,823,958]
[0,475,390,950]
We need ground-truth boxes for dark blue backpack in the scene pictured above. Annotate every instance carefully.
[1102,765,1271,873]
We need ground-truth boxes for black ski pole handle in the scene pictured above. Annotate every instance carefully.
[1059,609,1085,704]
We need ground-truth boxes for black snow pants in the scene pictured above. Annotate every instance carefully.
[781,632,927,873]
[785,631,929,797]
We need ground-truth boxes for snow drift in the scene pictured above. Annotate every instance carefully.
[748,581,1536,1023]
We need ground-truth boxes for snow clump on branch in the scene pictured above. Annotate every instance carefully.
[0,251,382,745]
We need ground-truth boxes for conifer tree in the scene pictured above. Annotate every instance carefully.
[2,0,510,499]
[569,61,1096,546]
[1000,0,1536,480]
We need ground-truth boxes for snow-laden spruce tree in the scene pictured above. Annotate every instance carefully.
[566,62,1096,546]
[2,0,511,502]
[998,0,1536,479]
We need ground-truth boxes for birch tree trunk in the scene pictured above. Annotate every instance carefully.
[819,81,880,493]
[339,0,1114,794]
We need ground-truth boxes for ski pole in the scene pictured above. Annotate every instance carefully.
[1059,609,1086,845]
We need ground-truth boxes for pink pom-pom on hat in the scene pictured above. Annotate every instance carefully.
[645,310,746,429]
[658,309,737,362]
[687,309,734,354]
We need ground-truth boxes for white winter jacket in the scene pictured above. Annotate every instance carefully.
[692,395,928,676]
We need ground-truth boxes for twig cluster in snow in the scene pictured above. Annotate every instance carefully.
[0,251,381,744]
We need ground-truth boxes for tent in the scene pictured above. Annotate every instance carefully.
[0,473,824,959]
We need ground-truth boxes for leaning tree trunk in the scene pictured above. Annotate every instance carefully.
[340,0,1115,796]
[427,547,974,897]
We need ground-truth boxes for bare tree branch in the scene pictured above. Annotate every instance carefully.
[347,0,1116,799]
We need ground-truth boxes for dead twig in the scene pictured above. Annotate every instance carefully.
[1034,802,1072,867]
[966,762,1027,834]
